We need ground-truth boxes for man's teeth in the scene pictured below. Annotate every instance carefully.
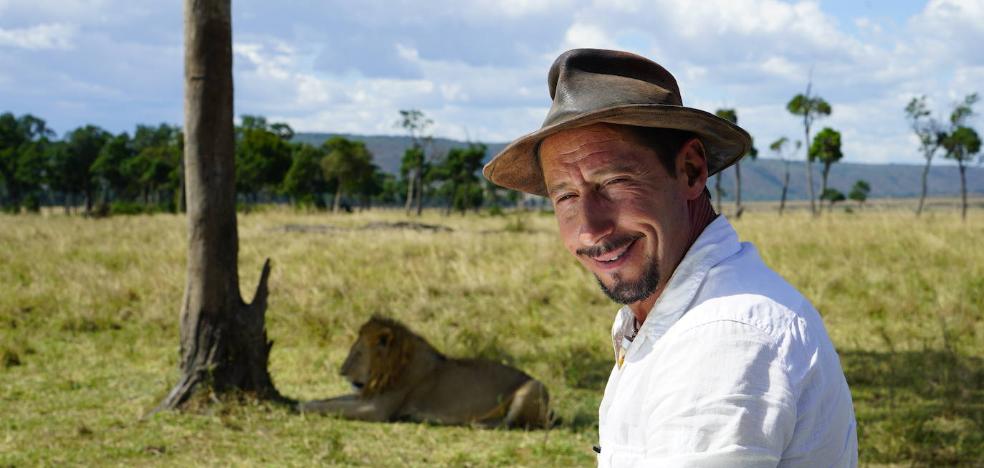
[597,243,630,262]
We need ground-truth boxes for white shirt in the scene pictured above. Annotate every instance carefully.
[597,216,858,467]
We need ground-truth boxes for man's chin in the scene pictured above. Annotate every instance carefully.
[594,267,660,305]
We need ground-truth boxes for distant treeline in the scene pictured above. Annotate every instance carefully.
[0,112,521,215]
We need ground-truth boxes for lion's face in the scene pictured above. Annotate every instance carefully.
[340,318,408,396]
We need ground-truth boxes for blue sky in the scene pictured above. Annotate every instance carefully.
[1,0,982,164]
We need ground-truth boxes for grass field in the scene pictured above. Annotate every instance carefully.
[1,206,982,466]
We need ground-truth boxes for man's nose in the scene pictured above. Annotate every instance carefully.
[577,191,615,246]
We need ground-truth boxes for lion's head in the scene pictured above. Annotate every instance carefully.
[340,316,417,397]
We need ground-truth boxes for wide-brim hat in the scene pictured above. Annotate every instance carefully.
[483,48,752,197]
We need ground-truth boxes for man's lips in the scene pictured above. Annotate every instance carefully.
[579,235,642,271]
[593,241,632,262]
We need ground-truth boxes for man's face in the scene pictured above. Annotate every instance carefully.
[540,123,693,306]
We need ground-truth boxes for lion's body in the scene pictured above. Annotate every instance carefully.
[298,317,551,428]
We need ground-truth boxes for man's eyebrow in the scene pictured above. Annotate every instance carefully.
[590,163,642,177]
[546,180,573,197]
[545,163,643,196]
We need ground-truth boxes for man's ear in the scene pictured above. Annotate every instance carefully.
[676,137,708,200]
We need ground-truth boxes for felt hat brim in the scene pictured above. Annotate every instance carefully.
[482,104,752,197]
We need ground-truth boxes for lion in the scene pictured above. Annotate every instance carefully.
[298,316,552,429]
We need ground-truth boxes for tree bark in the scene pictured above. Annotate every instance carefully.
[333,182,342,213]
[415,168,424,216]
[959,163,967,221]
[779,161,790,216]
[821,162,831,198]
[804,124,817,217]
[916,156,931,216]
[178,157,187,213]
[155,0,284,413]
[84,188,93,215]
[404,169,415,214]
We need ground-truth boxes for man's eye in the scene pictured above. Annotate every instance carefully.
[604,177,628,186]
[555,193,576,203]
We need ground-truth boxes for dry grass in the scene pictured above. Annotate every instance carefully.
[1,206,982,466]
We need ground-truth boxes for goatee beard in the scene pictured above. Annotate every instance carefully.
[595,257,660,305]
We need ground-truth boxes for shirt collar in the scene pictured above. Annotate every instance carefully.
[612,215,742,351]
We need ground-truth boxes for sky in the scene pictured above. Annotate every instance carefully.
[1,0,982,165]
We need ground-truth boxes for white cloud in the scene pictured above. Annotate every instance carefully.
[562,21,617,50]
[908,0,984,66]
[2,0,982,166]
[0,23,76,50]
[474,0,574,18]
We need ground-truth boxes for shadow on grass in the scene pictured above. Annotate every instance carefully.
[840,349,984,465]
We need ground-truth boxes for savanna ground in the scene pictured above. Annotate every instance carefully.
[1,200,982,466]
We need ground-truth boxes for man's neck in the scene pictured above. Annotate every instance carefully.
[629,193,717,322]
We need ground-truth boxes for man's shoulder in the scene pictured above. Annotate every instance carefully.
[699,240,809,312]
[671,240,829,351]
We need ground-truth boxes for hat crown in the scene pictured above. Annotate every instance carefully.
[482,48,751,196]
[544,49,683,128]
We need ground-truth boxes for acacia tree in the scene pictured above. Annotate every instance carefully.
[56,125,111,214]
[128,124,182,208]
[942,126,981,221]
[235,116,293,202]
[849,179,870,209]
[0,113,53,211]
[787,82,832,216]
[397,109,432,216]
[713,109,735,215]
[810,127,843,199]
[281,143,329,208]
[905,96,946,216]
[820,188,845,213]
[769,137,801,216]
[432,143,486,215]
[321,136,373,213]
[156,0,284,412]
[91,132,134,205]
[942,93,980,221]
[714,109,757,219]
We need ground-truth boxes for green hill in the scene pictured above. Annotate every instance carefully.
[294,132,983,200]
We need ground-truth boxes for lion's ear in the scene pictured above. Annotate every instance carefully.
[376,329,392,348]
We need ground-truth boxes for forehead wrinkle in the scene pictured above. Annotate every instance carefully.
[545,159,586,196]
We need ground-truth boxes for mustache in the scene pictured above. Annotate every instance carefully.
[576,233,643,258]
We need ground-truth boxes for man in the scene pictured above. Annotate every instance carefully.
[483,49,857,466]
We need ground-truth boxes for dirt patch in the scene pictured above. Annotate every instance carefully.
[275,221,452,234]
[361,221,452,232]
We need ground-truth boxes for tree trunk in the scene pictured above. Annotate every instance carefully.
[155,0,284,413]
[779,162,789,216]
[805,125,817,217]
[333,182,342,213]
[415,169,424,216]
[734,162,743,219]
[84,187,93,215]
[178,157,187,213]
[959,162,967,221]
[821,162,831,198]
[916,156,931,216]
[404,169,415,215]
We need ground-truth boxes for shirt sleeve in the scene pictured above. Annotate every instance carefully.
[639,319,798,467]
